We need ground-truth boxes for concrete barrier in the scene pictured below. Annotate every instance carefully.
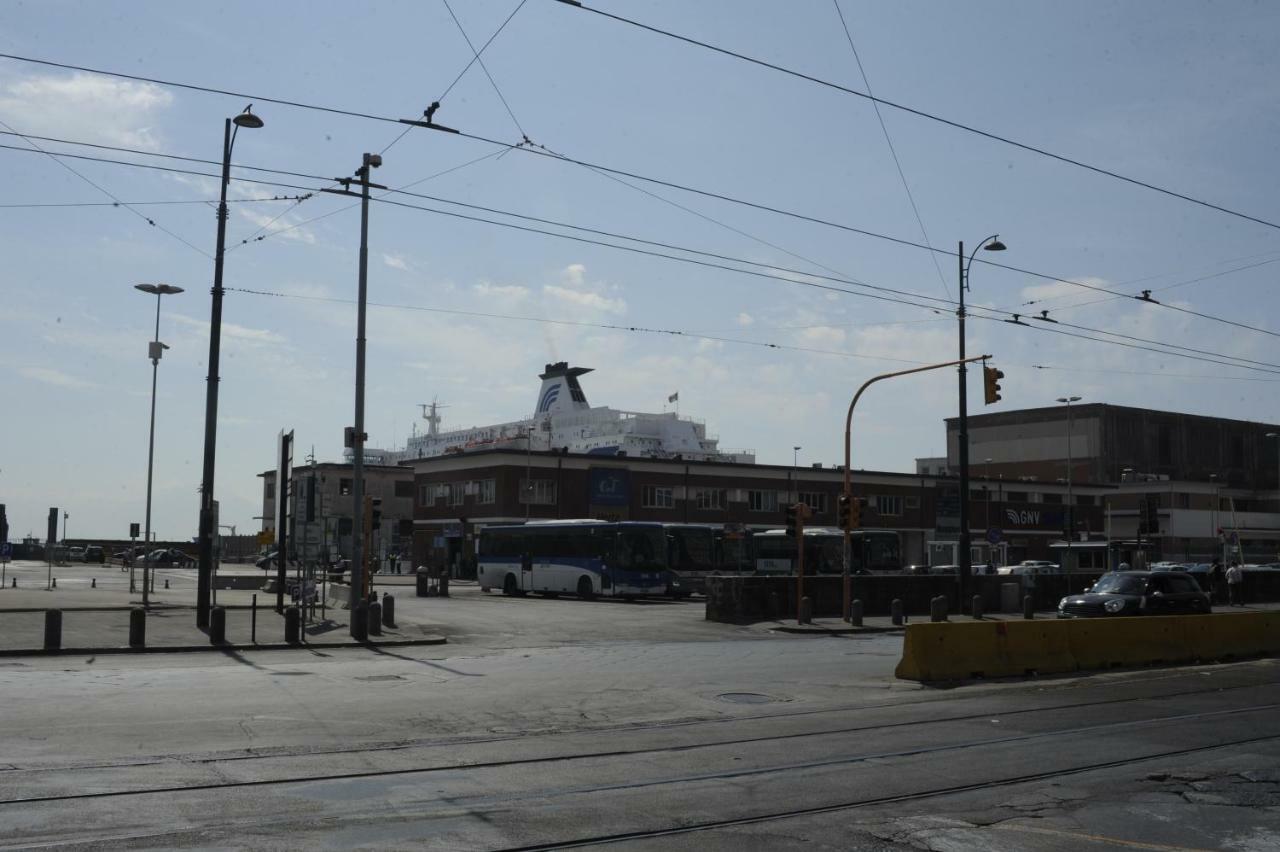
[896,613,1280,682]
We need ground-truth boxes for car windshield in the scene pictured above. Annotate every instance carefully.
[1090,575,1146,595]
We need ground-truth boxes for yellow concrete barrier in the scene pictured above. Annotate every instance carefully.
[896,612,1280,682]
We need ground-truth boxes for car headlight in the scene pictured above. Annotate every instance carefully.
[1057,599,1067,611]
[1104,598,1126,613]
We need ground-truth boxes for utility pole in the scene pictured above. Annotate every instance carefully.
[324,153,384,623]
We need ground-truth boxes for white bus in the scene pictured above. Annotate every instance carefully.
[752,528,902,575]
[477,520,670,600]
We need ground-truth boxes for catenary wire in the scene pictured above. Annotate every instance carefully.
[831,0,951,301]
[0,56,1273,337]
[381,0,529,155]
[550,0,1280,234]
[0,196,306,208]
[0,119,211,258]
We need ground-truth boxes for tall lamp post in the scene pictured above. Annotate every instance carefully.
[196,105,264,628]
[1057,395,1082,567]
[957,235,1006,594]
[1267,434,1280,563]
[793,446,801,505]
[136,283,183,605]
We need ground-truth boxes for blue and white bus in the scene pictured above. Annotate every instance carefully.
[752,528,902,575]
[477,520,671,599]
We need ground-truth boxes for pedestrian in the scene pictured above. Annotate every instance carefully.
[1226,562,1243,606]
[1210,560,1224,604]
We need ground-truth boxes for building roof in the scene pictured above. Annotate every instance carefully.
[946,402,1279,431]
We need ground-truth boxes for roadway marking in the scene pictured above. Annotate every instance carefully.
[997,823,1212,851]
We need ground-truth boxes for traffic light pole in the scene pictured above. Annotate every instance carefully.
[841,355,990,621]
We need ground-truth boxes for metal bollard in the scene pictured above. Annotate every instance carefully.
[1023,594,1035,620]
[368,600,383,636]
[91,578,96,588]
[51,577,56,588]
[351,601,369,641]
[11,577,15,587]
[798,596,812,625]
[251,594,258,644]
[209,606,226,644]
[164,578,169,589]
[850,598,864,627]
[439,573,449,598]
[129,607,146,648]
[930,595,948,623]
[971,595,984,620]
[382,593,396,628]
[890,598,904,626]
[284,606,302,644]
[44,609,62,651]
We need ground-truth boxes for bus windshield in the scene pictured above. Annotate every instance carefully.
[669,528,715,572]
[616,527,668,572]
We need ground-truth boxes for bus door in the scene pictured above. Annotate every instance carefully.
[520,552,534,591]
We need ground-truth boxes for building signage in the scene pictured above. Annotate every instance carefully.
[443,523,464,539]
[1003,507,1065,529]
[589,467,630,507]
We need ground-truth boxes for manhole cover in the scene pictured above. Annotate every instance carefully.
[271,671,313,677]
[356,674,406,682]
[716,692,779,705]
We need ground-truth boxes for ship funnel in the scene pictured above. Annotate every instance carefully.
[536,362,593,416]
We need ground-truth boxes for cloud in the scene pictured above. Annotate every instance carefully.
[563,263,586,288]
[543,285,626,314]
[237,209,316,245]
[382,253,410,271]
[18,366,96,389]
[169,314,287,345]
[0,72,173,149]
[737,312,754,326]
[1019,276,1112,307]
[472,282,530,301]
[800,326,847,347]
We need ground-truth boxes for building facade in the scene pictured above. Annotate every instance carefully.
[259,463,414,563]
[405,449,1112,572]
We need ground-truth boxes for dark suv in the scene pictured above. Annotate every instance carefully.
[1058,570,1211,618]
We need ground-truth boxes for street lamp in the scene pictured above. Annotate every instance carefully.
[196,105,264,628]
[136,282,184,605]
[1057,395,1082,565]
[956,235,1006,592]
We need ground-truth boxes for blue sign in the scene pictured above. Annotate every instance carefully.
[986,527,1002,544]
[589,467,631,507]
[0,542,10,559]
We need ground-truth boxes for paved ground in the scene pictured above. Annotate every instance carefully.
[1,565,1279,849]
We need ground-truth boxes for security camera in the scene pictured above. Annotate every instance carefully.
[366,153,383,168]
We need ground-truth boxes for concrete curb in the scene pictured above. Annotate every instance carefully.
[771,624,903,636]
[0,635,447,658]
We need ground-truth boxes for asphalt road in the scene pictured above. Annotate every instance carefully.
[2,584,1279,849]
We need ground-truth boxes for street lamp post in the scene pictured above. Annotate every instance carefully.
[793,446,801,505]
[136,283,183,606]
[196,105,264,628]
[957,236,1006,597]
[1057,396,1082,567]
[62,511,68,544]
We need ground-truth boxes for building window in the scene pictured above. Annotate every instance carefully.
[748,490,778,513]
[265,481,275,500]
[1174,492,1191,509]
[1005,491,1027,503]
[1027,492,1044,503]
[475,479,496,505]
[694,488,725,510]
[448,482,465,506]
[394,480,414,498]
[1043,493,1063,505]
[520,479,557,505]
[642,485,674,509]
[874,495,903,517]
[1076,495,1094,507]
[798,492,828,513]
[905,496,921,509]
[418,484,432,506]
[339,478,353,496]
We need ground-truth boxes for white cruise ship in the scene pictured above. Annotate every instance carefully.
[357,362,754,465]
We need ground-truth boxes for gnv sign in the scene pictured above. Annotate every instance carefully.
[1006,508,1041,526]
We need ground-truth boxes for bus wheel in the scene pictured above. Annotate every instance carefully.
[577,576,596,600]
[503,574,519,596]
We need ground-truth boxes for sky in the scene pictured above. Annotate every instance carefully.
[1,0,1278,541]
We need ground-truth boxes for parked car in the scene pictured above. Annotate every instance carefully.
[999,560,1061,576]
[1057,570,1211,618]
[140,548,195,567]
[83,545,105,563]
[255,551,279,570]
[67,546,85,561]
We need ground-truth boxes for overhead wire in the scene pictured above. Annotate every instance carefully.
[0,133,1274,374]
[0,119,212,258]
[0,55,1273,337]
[831,0,951,300]
[551,0,1280,234]
[0,196,306,208]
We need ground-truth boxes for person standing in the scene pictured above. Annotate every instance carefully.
[1225,562,1243,606]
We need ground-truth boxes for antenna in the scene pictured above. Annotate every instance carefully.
[419,396,448,437]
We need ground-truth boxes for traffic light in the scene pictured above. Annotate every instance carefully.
[983,364,1004,405]
[784,503,797,537]
[836,494,851,530]
[371,497,383,530]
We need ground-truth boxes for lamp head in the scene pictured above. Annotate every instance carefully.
[233,105,264,129]
[984,237,1007,252]
[135,283,185,296]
